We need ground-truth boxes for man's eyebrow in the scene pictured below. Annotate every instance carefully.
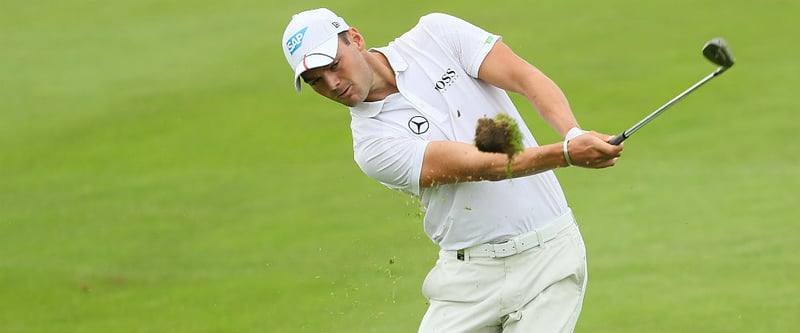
[301,71,321,83]
[301,60,338,83]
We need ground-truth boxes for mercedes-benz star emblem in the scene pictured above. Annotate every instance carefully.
[408,116,429,135]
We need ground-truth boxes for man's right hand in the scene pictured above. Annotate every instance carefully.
[564,131,624,168]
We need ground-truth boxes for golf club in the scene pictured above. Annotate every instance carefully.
[608,38,735,145]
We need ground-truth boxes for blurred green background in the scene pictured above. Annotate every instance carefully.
[1,0,797,332]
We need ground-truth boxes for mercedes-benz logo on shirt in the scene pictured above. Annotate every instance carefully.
[408,116,429,134]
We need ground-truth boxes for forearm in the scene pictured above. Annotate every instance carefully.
[477,41,580,137]
[483,143,567,180]
[506,143,568,178]
[419,141,566,187]
[419,133,623,188]
[519,73,579,138]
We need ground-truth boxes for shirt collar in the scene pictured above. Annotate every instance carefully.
[349,99,385,118]
[372,45,408,72]
[349,45,407,118]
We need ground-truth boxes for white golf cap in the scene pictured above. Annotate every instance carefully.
[282,8,350,92]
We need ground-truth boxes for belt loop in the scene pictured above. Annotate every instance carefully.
[535,228,547,249]
[513,238,523,256]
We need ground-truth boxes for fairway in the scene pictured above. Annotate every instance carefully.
[1,0,798,332]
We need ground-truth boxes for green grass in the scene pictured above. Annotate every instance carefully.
[1,0,798,332]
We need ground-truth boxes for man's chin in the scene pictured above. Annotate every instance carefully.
[337,93,363,107]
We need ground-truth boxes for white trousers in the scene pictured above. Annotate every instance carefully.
[418,223,587,333]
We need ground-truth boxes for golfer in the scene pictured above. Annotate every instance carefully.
[282,8,623,333]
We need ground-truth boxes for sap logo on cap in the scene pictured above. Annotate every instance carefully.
[286,26,308,55]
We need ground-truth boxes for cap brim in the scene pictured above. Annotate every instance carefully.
[293,35,339,92]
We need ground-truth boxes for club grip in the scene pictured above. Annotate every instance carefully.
[609,133,626,145]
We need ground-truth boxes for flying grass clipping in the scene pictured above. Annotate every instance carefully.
[474,113,523,177]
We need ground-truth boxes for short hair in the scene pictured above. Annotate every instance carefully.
[338,31,350,45]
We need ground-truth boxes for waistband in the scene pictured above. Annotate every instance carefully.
[452,209,576,261]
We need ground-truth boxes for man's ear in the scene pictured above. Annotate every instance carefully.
[348,28,366,50]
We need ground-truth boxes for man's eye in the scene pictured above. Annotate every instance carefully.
[307,78,320,86]
[329,61,339,70]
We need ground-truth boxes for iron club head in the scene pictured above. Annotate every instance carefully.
[608,38,736,145]
[703,38,735,68]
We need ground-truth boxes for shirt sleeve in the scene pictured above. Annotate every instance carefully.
[418,13,501,78]
[352,118,429,197]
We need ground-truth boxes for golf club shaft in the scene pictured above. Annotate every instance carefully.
[609,66,729,145]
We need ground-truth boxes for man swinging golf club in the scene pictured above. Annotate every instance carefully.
[282,8,623,333]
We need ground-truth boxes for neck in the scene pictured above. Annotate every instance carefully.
[364,50,399,102]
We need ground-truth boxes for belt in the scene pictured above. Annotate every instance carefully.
[456,209,576,261]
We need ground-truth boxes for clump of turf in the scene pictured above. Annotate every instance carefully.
[474,113,524,178]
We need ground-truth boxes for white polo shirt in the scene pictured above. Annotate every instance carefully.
[349,13,570,250]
